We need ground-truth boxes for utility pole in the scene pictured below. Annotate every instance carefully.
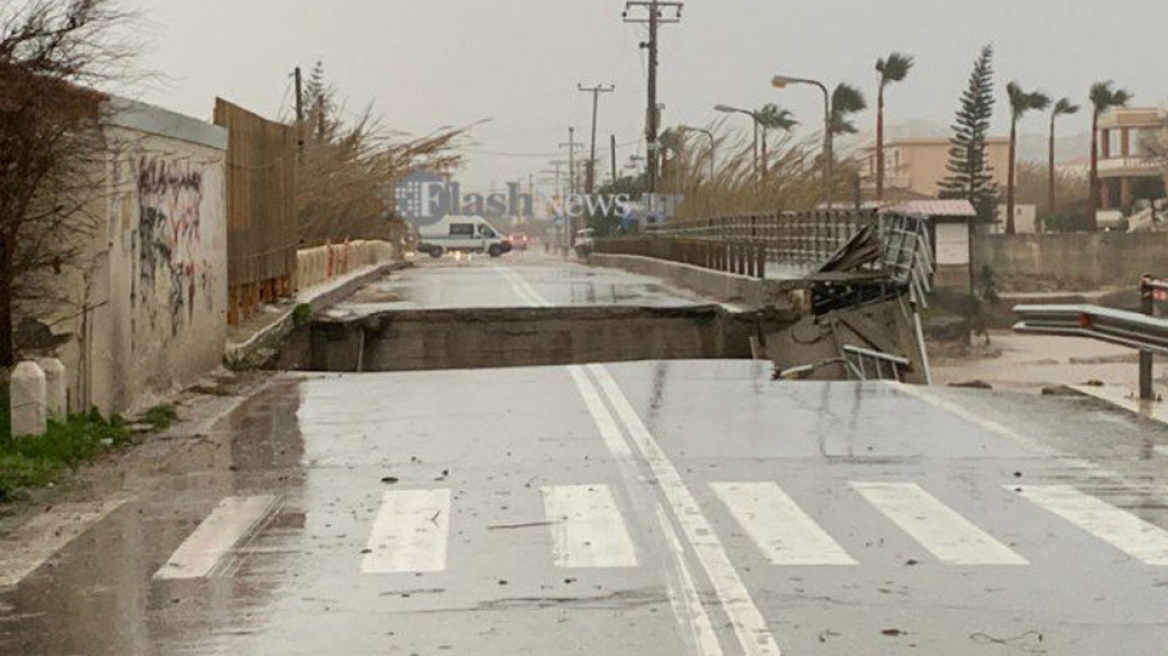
[559,127,583,196]
[611,135,619,185]
[294,67,304,156]
[623,1,683,200]
[577,84,615,194]
[558,126,583,250]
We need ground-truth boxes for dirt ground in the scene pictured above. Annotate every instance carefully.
[931,330,1150,393]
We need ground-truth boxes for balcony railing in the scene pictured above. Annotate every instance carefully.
[1097,155,1162,177]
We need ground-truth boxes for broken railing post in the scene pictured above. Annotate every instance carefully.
[1140,275,1158,401]
[11,361,47,438]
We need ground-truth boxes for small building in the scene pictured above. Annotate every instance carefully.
[882,199,977,292]
[45,98,229,415]
[859,136,1012,198]
[1096,106,1167,214]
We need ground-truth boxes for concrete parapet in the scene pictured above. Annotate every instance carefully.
[587,253,807,311]
[297,241,398,291]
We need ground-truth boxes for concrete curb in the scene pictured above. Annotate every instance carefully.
[225,261,410,363]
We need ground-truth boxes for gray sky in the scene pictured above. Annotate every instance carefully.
[129,0,1168,190]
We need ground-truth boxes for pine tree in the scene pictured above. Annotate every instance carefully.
[301,60,338,141]
[939,45,998,223]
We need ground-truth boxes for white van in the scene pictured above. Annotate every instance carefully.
[416,215,513,258]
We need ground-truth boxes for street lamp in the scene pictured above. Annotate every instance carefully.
[714,104,760,180]
[678,125,716,181]
[773,75,833,209]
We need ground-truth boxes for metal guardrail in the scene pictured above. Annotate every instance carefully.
[1014,275,1168,400]
[1013,304,1168,355]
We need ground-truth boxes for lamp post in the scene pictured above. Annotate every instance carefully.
[773,75,832,209]
[678,125,716,181]
[714,104,760,181]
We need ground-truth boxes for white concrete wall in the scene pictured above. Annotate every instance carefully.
[297,241,396,291]
[51,100,229,415]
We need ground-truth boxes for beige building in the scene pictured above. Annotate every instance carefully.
[1096,107,1167,213]
[859,136,1012,197]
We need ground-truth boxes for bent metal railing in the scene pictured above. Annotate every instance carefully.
[594,210,933,301]
[1014,275,1168,400]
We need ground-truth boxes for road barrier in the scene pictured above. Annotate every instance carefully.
[1014,275,1168,400]
[296,240,397,290]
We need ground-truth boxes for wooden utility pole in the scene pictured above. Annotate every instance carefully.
[559,129,584,247]
[611,134,618,185]
[294,66,304,156]
[623,1,682,198]
[578,84,615,194]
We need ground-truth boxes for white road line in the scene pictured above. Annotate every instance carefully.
[567,366,633,459]
[0,496,131,588]
[655,504,725,656]
[852,483,1027,565]
[569,366,723,655]
[1012,485,1168,565]
[497,266,551,307]
[886,383,1139,485]
[542,485,638,568]
[155,495,278,580]
[362,489,451,574]
[711,482,855,566]
[588,364,782,656]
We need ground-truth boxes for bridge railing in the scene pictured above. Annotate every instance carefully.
[644,210,877,271]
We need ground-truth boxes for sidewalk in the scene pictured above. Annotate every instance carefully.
[226,260,409,362]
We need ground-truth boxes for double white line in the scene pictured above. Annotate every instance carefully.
[570,364,782,656]
[496,265,552,307]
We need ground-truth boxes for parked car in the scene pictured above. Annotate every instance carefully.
[416,215,513,258]
[508,232,530,250]
[574,228,595,258]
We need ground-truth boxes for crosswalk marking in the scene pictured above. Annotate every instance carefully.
[543,485,638,568]
[155,495,278,580]
[1012,485,1168,565]
[853,483,1027,565]
[711,482,855,566]
[362,489,451,574]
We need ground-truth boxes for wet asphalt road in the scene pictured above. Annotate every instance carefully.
[3,257,1168,655]
[328,250,706,316]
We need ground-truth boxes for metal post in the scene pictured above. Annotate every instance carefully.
[1141,275,1156,401]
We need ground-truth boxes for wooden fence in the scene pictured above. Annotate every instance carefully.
[214,99,298,325]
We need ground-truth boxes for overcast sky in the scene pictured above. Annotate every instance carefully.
[128,0,1168,190]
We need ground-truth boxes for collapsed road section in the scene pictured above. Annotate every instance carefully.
[274,304,790,372]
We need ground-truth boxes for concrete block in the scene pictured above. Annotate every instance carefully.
[11,361,47,438]
[38,358,67,420]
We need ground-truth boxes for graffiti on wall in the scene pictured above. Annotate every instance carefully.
[131,156,206,335]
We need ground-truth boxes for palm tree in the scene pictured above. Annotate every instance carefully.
[755,103,798,176]
[1006,82,1050,234]
[875,53,914,201]
[829,83,868,136]
[1088,81,1132,230]
[1045,98,1079,231]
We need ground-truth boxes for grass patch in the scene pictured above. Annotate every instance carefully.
[0,402,133,502]
[292,303,314,326]
[141,404,178,432]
